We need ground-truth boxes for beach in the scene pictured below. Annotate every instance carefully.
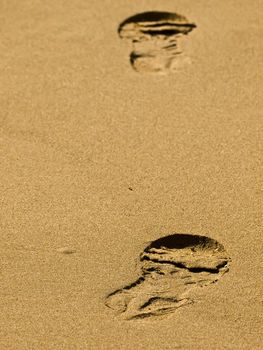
[0,1,262,349]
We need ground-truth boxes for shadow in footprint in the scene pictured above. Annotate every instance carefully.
[118,11,196,74]
[105,233,230,320]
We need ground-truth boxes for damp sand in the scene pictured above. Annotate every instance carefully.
[0,1,262,349]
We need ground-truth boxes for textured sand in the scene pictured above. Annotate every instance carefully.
[0,1,262,349]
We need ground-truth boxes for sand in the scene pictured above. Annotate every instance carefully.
[0,0,262,349]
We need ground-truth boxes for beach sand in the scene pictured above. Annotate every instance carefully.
[0,0,262,349]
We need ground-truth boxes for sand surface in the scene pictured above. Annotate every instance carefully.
[0,0,262,349]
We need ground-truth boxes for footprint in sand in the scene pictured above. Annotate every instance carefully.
[118,11,196,74]
[105,233,230,320]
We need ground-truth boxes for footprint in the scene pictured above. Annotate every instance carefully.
[118,11,196,74]
[105,233,230,320]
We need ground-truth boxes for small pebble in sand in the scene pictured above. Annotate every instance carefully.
[56,247,76,255]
